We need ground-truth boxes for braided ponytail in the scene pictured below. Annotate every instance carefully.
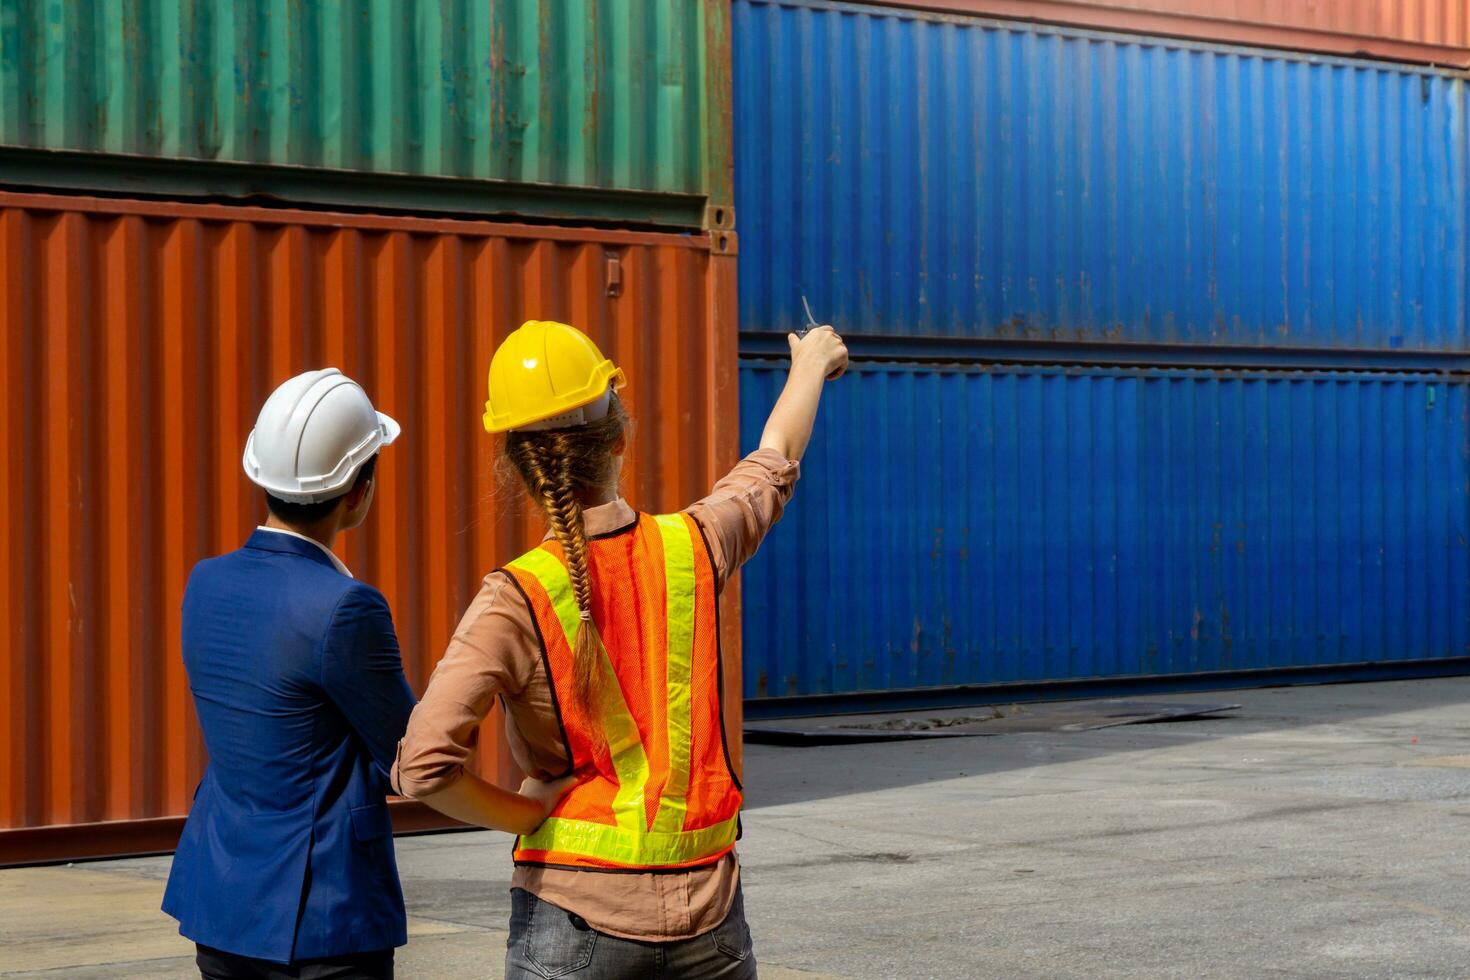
[505,398,628,706]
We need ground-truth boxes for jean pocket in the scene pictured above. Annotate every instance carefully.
[523,895,597,978]
[350,803,391,842]
[710,887,753,961]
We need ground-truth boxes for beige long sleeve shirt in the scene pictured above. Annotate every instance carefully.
[391,449,799,941]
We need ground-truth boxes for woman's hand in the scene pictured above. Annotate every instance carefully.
[788,325,849,381]
[758,325,849,462]
[413,770,579,836]
[518,772,579,828]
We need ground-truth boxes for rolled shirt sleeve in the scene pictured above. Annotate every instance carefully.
[685,448,801,589]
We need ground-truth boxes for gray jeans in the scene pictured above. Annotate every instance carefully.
[504,884,757,979]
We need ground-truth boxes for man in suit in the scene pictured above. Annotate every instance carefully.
[163,369,416,980]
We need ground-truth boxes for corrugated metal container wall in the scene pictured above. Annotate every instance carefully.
[735,0,1470,355]
[0,0,732,227]
[876,0,1470,68]
[733,0,1470,703]
[0,192,740,861]
[739,363,1470,698]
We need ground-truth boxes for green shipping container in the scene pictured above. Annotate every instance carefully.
[0,0,732,228]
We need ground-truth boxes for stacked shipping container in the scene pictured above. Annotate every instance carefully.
[740,365,1470,698]
[0,1,739,863]
[733,0,1470,706]
[877,0,1470,67]
[0,0,734,227]
[8,0,1470,859]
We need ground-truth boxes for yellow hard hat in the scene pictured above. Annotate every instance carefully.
[483,320,627,433]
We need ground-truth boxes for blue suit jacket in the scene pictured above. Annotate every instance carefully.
[163,529,417,964]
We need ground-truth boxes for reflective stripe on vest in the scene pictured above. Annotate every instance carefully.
[506,513,739,869]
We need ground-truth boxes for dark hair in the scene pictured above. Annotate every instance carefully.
[265,455,378,525]
[503,398,629,705]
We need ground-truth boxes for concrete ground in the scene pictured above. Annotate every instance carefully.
[6,678,1470,979]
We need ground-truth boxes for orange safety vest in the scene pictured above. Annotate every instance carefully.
[502,512,743,871]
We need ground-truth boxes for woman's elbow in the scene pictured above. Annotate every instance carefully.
[391,745,466,800]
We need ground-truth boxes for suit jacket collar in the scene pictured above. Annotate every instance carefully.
[244,528,345,575]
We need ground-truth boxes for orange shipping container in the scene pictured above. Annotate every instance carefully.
[881,0,1470,67]
[0,192,740,864]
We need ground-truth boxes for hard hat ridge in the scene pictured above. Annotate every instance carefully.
[483,320,627,434]
[243,368,400,503]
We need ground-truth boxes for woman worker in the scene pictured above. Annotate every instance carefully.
[392,318,848,978]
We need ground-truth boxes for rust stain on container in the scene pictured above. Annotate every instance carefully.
[0,192,740,863]
[879,0,1470,67]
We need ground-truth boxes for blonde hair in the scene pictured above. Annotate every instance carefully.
[504,399,628,705]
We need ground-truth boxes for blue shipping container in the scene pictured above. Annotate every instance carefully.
[734,0,1470,354]
[739,363,1470,698]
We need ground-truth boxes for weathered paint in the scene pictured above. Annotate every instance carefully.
[0,0,732,225]
[0,192,740,861]
[739,361,1470,698]
[735,0,1470,354]
[872,0,1470,67]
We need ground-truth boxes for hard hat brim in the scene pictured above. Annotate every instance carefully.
[378,411,401,446]
[484,362,626,434]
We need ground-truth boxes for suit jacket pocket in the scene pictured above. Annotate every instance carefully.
[350,803,391,842]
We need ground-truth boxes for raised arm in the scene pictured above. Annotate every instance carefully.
[757,326,848,463]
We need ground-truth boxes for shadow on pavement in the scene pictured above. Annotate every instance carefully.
[739,676,1470,810]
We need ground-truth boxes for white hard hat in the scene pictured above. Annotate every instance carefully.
[242,369,401,503]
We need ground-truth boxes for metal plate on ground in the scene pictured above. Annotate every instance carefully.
[743,700,1241,746]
